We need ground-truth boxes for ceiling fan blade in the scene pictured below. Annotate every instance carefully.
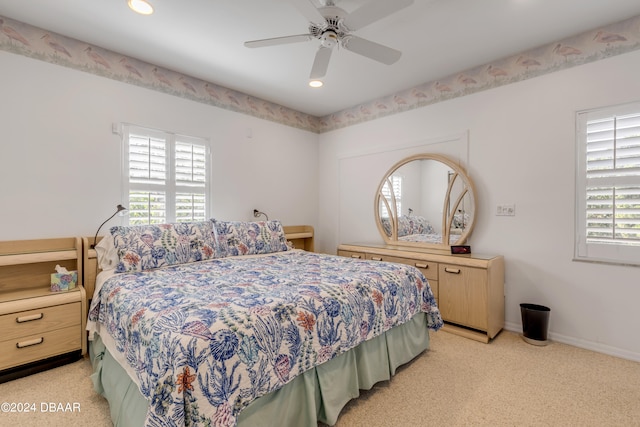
[285,0,326,24]
[343,0,414,31]
[244,34,312,48]
[310,46,333,79]
[343,35,402,65]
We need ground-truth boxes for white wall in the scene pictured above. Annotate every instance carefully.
[0,52,319,240]
[2,46,639,362]
[318,50,640,361]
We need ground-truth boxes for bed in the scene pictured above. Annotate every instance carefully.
[85,219,442,427]
[381,214,467,244]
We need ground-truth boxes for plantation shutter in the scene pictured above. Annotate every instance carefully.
[128,132,167,224]
[175,140,207,222]
[576,102,640,266]
[584,112,640,244]
[122,124,210,225]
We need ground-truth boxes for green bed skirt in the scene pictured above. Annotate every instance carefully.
[90,312,431,427]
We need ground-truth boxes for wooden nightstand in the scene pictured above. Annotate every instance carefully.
[284,225,314,252]
[0,238,86,381]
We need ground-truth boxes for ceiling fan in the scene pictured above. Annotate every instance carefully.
[244,0,414,80]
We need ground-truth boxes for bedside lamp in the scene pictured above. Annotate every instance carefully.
[92,204,127,249]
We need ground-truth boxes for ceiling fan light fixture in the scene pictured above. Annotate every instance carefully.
[320,31,339,49]
[245,0,414,80]
[128,0,154,15]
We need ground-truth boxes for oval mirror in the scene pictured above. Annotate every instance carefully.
[374,154,476,250]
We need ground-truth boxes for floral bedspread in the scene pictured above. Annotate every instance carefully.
[88,250,442,426]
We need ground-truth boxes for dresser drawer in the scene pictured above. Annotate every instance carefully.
[338,250,367,260]
[0,302,81,342]
[365,254,439,281]
[0,325,81,370]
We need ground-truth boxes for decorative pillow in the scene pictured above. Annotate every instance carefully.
[412,215,435,235]
[94,234,119,271]
[110,221,219,273]
[212,219,289,257]
[397,215,434,237]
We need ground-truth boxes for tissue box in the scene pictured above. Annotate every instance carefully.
[50,271,78,292]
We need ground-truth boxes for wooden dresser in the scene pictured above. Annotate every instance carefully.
[0,238,86,379]
[338,242,504,343]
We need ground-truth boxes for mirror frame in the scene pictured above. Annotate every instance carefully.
[374,153,477,250]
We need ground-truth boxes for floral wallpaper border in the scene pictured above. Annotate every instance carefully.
[1,14,639,134]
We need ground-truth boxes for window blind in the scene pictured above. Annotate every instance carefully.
[128,134,166,185]
[122,125,210,224]
[175,141,206,187]
[176,193,206,222]
[585,112,640,245]
[128,191,167,225]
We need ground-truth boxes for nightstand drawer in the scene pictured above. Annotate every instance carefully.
[0,302,80,342]
[0,325,81,370]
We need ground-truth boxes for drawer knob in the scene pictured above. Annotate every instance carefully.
[371,257,382,261]
[16,337,44,349]
[16,313,44,323]
[444,267,461,274]
[350,254,362,259]
[415,263,428,269]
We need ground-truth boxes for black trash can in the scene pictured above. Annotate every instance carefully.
[520,303,550,346]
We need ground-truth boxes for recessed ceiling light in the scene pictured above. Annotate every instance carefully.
[128,0,154,15]
[309,80,323,88]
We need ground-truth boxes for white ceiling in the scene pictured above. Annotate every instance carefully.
[1,0,640,117]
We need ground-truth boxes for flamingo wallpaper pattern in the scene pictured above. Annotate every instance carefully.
[1,14,639,133]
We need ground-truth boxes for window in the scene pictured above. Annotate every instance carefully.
[122,124,210,225]
[575,102,640,266]
[380,175,402,218]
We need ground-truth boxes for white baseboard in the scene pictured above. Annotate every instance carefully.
[503,322,640,363]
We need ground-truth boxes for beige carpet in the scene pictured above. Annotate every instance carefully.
[1,330,639,426]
